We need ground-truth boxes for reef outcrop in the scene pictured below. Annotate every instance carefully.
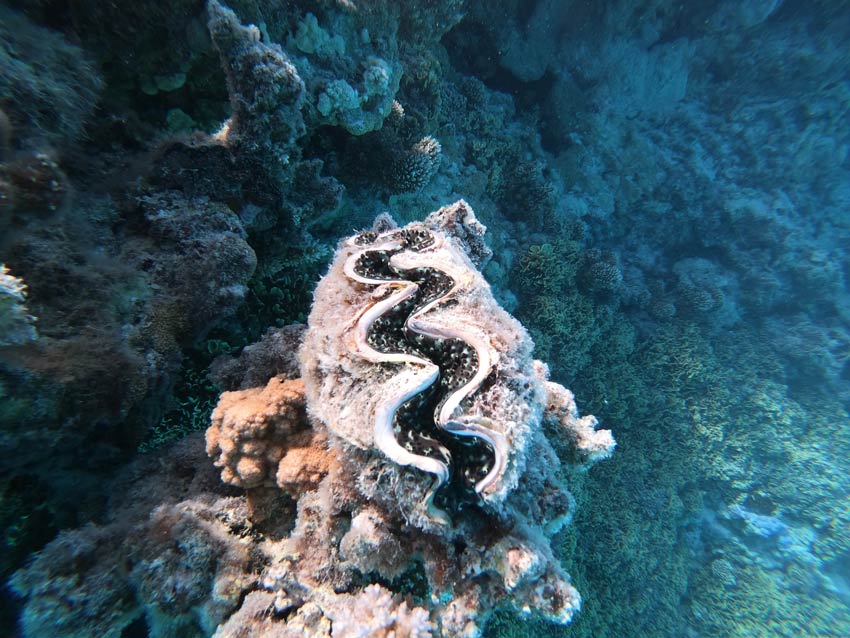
[210,202,615,635]
[12,201,613,638]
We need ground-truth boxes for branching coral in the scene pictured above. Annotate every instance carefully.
[389,135,443,193]
[333,99,443,195]
[493,156,556,228]
[511,238,624,379]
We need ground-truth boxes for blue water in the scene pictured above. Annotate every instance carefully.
[1,1,848,637]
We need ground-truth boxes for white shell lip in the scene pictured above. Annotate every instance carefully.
[342,226,508,517]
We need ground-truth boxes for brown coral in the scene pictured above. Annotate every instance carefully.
[206,377,310,489]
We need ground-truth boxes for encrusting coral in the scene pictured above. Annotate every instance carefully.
[13,201,613,638]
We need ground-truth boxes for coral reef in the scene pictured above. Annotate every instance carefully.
[9,437,255,638]
[333,100,443,197]
[3,1,849,637]
[12,203,613,638]
[207,0,306,172]
[287,6,402,135]
[492,156,555,228]
[129,190,257,337]
[0,178,256,606]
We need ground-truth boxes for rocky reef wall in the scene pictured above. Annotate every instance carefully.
[1,0,848,637]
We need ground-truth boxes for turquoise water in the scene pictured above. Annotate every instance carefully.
[1,1,848,637]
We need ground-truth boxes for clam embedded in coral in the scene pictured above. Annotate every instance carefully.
[301,200,599,525]
[14,200,614,637]
[344,225,508,501]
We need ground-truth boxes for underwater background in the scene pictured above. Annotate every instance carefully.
[1,0,848,636]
